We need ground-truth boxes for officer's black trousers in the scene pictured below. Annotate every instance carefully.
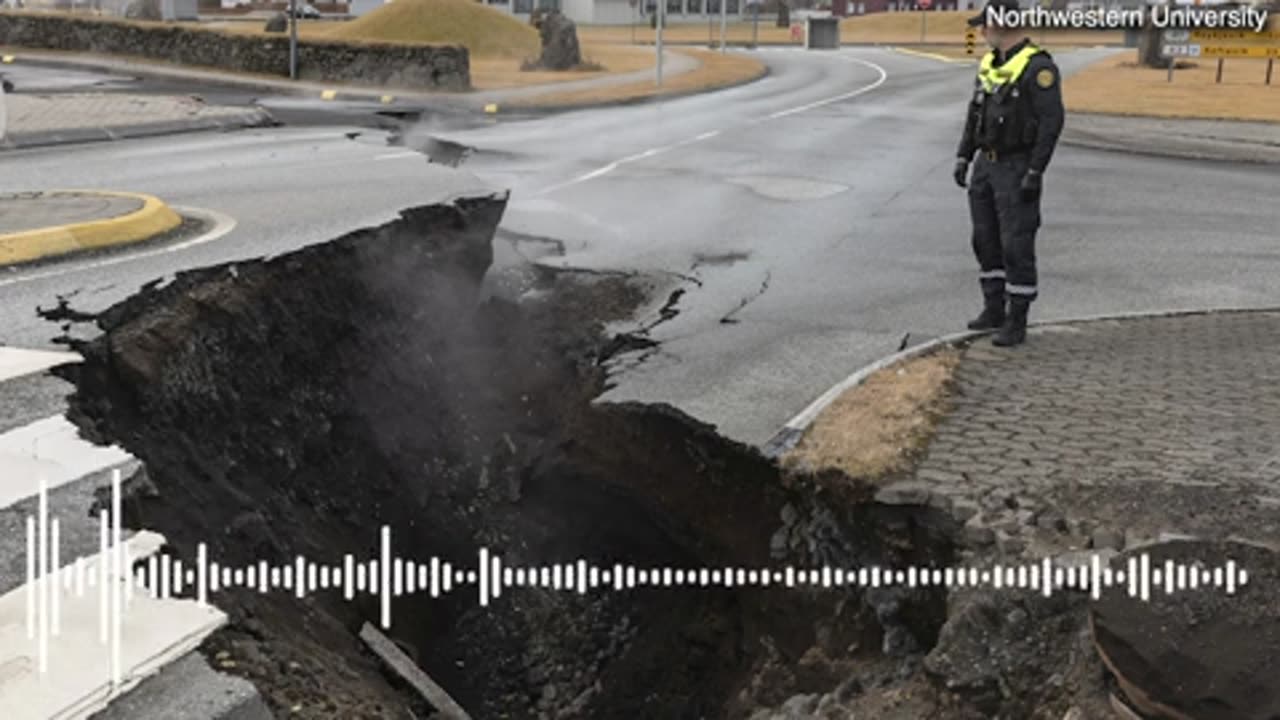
[967,153,1040,305]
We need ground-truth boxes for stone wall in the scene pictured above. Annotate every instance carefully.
[0,12,470,90]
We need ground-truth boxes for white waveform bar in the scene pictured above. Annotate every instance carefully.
[19,469,1255,679]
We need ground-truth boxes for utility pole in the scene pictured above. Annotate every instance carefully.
[289,0,299,80]
[656,0,665,86]
[719,0,728,51]
[752,0,758,47]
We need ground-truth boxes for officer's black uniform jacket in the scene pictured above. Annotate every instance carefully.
[957,38,1066,175]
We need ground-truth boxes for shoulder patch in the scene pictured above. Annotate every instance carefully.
[1035,67,1057,89]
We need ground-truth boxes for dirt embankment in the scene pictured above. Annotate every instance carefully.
[48,194,1081,720]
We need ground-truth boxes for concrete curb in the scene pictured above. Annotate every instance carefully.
[889,46,976,64]
[496,63,772,116]
[760,305,1280,459]
[0,107,277,151]
[1060,112,1280,166]
[0,190,182,267]
[1059,131,1280,165]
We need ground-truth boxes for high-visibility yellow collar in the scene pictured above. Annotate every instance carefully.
[978,43,1040,93]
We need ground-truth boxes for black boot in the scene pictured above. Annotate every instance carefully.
[967,295,1006,331]
[992,298,1029,347]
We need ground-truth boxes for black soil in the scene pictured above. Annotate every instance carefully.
[1091,540,1280,720]
[56,195,958,720]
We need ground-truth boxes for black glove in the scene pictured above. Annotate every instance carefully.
[1020,169,1043,202]
[953,159,970,189]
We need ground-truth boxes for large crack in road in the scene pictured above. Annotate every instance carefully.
[45,194,996,719]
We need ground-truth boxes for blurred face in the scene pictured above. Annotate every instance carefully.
[983,24,1017,49]
[982,24,998,47]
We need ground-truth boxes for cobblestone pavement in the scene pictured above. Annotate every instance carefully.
[893,311,1280,561]
[0,191,143,235]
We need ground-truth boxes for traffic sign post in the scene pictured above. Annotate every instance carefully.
[1160,26,1280,84]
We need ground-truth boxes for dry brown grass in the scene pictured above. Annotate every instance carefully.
[577,13,1122,46]
[506,45,765,107]
[471,43,656,90]
[578,22,800,46]
[782,348,961,481]
[196,18,337,39]
[324,0,540,58]
[1065,52,1280,123]
[840,10,1123,45]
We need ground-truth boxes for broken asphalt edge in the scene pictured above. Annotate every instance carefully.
[0,190,182,267]
[0,107,278,151]
[761,305,1280,459]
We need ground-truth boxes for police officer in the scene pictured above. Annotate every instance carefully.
[955,0,1064,347]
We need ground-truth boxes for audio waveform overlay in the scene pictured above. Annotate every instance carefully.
[19,469,1251,684]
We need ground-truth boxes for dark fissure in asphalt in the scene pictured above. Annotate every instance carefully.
[51,195,961,719]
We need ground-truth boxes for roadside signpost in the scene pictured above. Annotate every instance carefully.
[1160,28,1279,84]
[656,0,665,87]
[289,0,298,80]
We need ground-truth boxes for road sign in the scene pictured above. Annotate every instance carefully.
[1162,29,1190,43]
[1198,45,1280,58]
[1161,44,1201,57]
[1190,30,1280,43]
[919,0,931,7]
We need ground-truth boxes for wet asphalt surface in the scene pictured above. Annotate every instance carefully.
[2,47,1278,445]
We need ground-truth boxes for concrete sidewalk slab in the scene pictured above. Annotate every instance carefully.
[0,411,269,720]
[1,93,275,151]
[0,190,182,267]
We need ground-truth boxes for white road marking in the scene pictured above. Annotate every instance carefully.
[0,415,132,510]
[374,150,422,161]
[0,348,81,383]
[767,56,889,118]
[0,206,236,290]
[536,54,889,196]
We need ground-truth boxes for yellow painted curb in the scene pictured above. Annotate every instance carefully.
[320,89,338,100]
[892,46,976,64]
[0,191,183,267]
[1,55,14,64]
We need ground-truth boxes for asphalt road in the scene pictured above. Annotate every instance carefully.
[3,46,1279,446]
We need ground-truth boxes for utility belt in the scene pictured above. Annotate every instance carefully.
[978,147,1030,163]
